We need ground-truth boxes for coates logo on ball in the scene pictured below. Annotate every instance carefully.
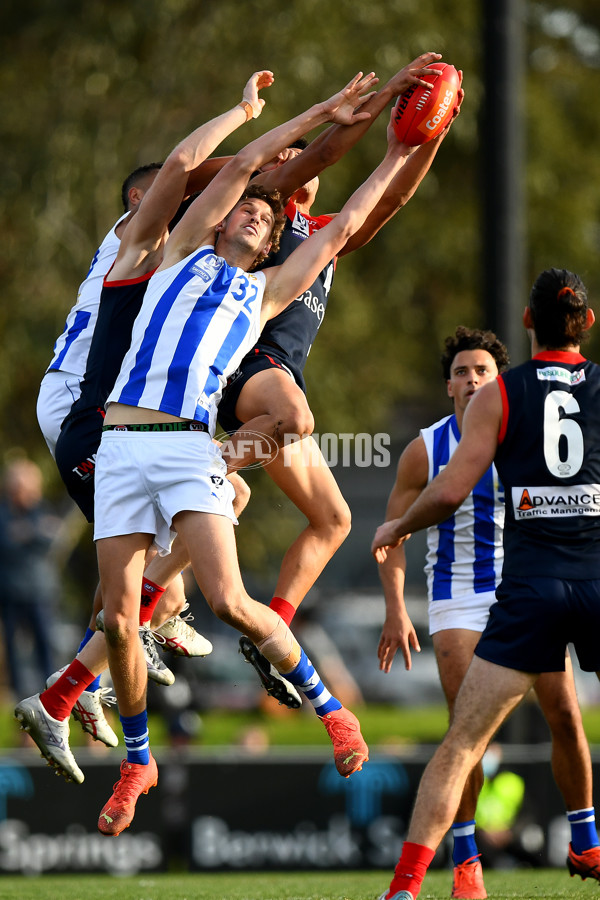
[392,62,460,146]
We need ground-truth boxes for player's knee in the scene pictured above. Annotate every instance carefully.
[101,609,138,646]
[325,500,352,548]
[311,497,352,545]
[272,405,315,444]
[207,592,249,628]
[334,499,352,542]
[546,700,585,741]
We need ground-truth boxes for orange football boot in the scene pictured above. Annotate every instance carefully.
[98,755,158,836]
[567,843,600,881]
[321,706,368,777]
[451,855,487,899]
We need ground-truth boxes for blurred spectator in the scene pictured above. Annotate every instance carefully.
[236,724,270,755]
[0,458,62,697]
[476,743,544,868]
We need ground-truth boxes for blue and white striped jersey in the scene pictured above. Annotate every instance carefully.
[47,214,128,377]
[108,246,265,434]
[421,414,504,602]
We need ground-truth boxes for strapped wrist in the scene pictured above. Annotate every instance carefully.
[239,98,261,121]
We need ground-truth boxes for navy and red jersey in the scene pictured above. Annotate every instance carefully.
[64,271,154,423]
[495,350,600,579]
[254,199,336,374]
[54,272,154,521]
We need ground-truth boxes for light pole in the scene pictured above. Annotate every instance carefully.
[481,0,527,361]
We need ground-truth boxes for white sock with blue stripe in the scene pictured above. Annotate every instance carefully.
[284,649,342,717]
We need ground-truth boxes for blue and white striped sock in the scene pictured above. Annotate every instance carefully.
[120,711,150,765]
[77,628,101,693]
[284,649,342,717]
[568,808,600,854]
[452,819,478,865]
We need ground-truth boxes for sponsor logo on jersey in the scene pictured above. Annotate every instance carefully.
[210,475,224,486]
[517,488,533,511]
[295,289,325,323]
[513,484,600,518]
[291,209,324,241]
[292,209,311,239]
[536,366,586,386]
[190,254,223,282]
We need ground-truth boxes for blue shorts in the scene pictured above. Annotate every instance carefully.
[475,574,600,673]
[218,346,305,435]
[54,407,104,523]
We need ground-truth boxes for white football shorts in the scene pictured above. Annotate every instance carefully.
[37,369,83,458]
[94,429,236,555]
[428,590,497,635]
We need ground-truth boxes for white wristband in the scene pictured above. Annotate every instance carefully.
[239,98,261,120]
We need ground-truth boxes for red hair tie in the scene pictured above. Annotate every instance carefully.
[557,286,576,300]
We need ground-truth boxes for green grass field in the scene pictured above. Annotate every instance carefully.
[4,703,600,900]
[5,702,600,751]
[0,870,595,900]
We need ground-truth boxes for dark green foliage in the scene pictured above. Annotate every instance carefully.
[1,1,599,578]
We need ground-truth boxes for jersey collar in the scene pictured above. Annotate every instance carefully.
[533,350,586,364]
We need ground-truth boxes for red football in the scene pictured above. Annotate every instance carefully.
[392,63,460,146]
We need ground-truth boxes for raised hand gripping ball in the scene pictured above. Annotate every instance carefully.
[392,63,460,146]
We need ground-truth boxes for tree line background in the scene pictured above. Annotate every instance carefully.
[1,0,599,600]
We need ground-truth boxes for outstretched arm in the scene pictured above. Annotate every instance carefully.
[253,52,443,202]
[340,77,464,256]
[184,156,232,195]
[371,381,502,562]
[112,70,274,278]
[163,72,380,264]
[261,121,413,321]
[377,437,428,673]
